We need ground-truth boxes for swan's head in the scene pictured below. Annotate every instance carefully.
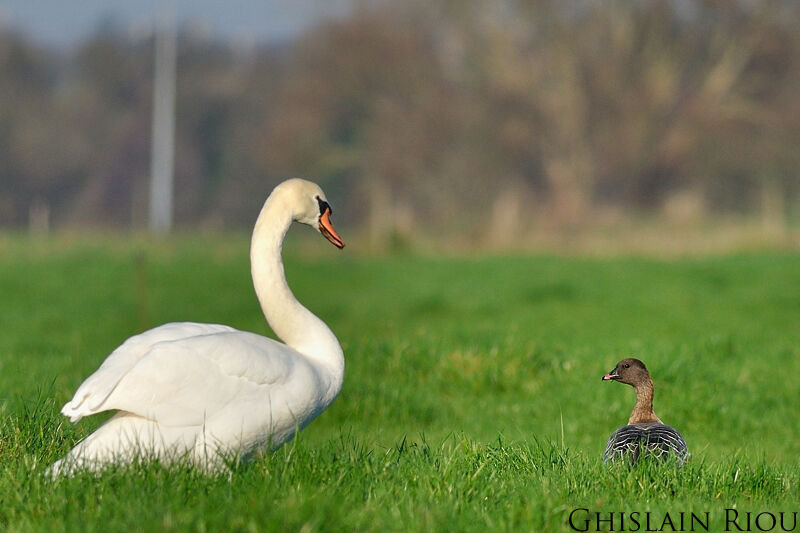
[274,178,345,249]
[602,358,650,386]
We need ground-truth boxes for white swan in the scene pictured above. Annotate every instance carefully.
[50,179,345,475]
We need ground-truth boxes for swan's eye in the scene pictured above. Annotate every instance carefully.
[316,196,331,216]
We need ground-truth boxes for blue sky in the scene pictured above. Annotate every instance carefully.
[0,0,350,48]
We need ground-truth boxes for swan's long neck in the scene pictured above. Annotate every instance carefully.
[249,193,344,398]
[629,378,662,425]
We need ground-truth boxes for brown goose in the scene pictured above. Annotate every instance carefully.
[601,358,688,464]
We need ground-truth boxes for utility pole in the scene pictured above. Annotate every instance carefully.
[149,9,177,234]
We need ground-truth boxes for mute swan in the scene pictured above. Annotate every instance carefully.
[50,178,345,475]
[602,358,688,464]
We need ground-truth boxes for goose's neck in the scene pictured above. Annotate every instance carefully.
[249,195,344,394]
[629,378,662,425]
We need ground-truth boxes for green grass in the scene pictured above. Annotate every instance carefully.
[0,233,798,531]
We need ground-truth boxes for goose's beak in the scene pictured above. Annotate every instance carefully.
[319,207,345,249]
[602,369,619,381]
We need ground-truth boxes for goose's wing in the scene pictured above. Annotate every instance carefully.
[645,424,689,461]
[603,431,616,462]
[603,424,689,463]
[62,323,237,422]
[603,425,642,463]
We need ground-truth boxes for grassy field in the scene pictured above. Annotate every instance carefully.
[0,234,798,532]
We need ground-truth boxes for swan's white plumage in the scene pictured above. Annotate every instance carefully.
[51,179,345,476]
[61,322,237,421]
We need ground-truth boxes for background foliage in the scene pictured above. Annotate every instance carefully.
[1,0,800,247]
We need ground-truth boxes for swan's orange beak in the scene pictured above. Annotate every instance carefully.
[319,207,344,249]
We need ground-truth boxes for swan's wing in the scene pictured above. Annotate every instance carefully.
[62,322,236,422]
[67,331,299,427]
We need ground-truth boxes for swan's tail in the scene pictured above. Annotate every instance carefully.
[47,412,207,477]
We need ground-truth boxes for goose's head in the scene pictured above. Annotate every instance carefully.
[602,358,650,386]
[275,178,345,249]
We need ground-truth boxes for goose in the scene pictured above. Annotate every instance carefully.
[49,178,345,476]
[601,358,688,464]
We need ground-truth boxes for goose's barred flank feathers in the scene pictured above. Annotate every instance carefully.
[603,422,688,464]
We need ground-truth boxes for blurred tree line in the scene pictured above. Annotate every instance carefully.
[1,0,799,244]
